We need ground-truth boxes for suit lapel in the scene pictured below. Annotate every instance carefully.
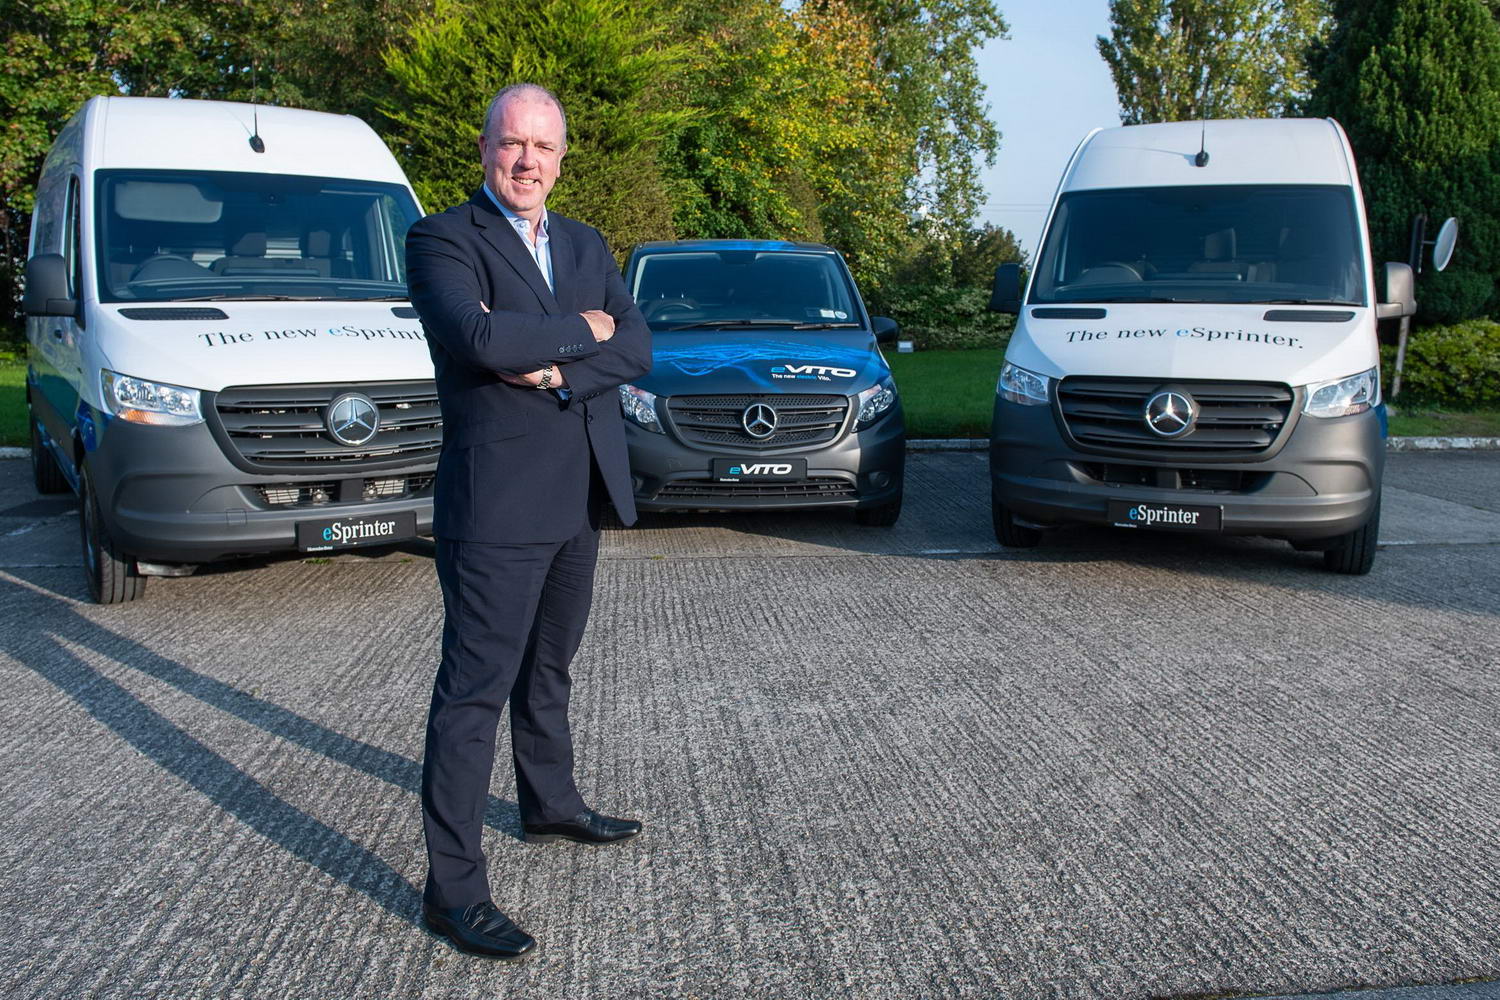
[468,190,560,314]
[548,218,577,312]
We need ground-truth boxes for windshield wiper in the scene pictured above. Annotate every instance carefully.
[1247,298,1360,306]
[174,293,328,302]
[1058,296,1197,304]
[791,322,862,330]
[657,319,801,330]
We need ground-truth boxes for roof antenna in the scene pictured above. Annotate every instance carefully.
[1194,120,1209,168]
[249,66,267,153]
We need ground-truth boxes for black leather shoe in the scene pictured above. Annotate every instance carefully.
[423,900,537,960]
[523,808,643,845]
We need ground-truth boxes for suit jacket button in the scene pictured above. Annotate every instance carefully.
[587,414,595,423]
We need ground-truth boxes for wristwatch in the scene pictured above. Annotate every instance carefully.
[538,365,554,390]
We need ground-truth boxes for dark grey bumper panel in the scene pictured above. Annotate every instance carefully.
[628,404,905,512]
[85,418,434,563]
[989,397,1383,542]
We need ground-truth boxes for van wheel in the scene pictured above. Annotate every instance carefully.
[1321,494,1380,575]
[80,466,147,604]
[854,496,902,527]
[30,414,70,494]
[992,499,1041,548]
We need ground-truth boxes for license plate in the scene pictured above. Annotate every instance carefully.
[712,458,807,482]
[1107,500,1222,533]
[297,511,418,551]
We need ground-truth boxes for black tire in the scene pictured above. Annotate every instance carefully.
[30,413,70,494]
[80,466,146,604]
[1322,493,1381,575]
[992,498,1042,548]
[854,496,902,527]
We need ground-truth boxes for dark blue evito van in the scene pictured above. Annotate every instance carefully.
[618,240,906,525]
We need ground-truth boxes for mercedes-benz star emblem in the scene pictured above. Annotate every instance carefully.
[326,392,380,446]
[741,402,779,440]
[1144,390,1197,438]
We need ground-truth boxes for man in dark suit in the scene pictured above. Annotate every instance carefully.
[404,83,652,960]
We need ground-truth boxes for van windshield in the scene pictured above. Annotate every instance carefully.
[631,250,860,329]
[1030,185,1366,306]
[94,170,420,302]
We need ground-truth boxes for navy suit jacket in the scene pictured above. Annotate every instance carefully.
[406,190,652,543]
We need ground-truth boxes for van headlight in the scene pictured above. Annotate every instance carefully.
[1302,367,1379,418]
[854,377,898,429]
[997,362,1051,406]
[101,370,203,426]
[618,383,664,433]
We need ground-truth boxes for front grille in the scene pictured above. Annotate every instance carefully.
[1057,378,1294,456]
[212,381,442,470]
[1075,463,1268,493]
[254,473,435,508]
[666,394,848,450]
[656,477,857,502]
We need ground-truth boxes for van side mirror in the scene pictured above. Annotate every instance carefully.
[1375,261,1416,320]
[987,262,1021,314]
[871,316,899,343]
[22,254,77,317]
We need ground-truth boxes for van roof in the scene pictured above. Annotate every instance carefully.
[1063,118,1355,192]
[82,97,411,186]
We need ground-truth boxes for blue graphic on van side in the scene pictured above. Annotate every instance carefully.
[655,341,873,382]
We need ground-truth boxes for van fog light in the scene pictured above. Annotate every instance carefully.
[1303,367,1379,418]
[855,377,897,429]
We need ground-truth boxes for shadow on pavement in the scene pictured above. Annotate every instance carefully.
[2,572,526,925]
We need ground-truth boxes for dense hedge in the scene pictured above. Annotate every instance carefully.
[1381,318,1500,408]
[869,283,1015,350]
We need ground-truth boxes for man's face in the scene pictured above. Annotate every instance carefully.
[479,96,566,224]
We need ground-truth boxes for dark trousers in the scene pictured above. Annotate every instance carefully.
[420,519,600,908]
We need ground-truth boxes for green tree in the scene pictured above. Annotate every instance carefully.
[658,0,911,285]
[1098,0,1330,124]
[828,0,1007,244]
[0,0,417,339]
[1308,0,1500,322]
[382,0,687,249]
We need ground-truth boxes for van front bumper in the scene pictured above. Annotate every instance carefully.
[989,398,1383,543]
[626,406,905,512]
[86,418,435,563]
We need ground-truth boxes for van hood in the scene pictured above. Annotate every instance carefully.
[1006,304,1376,386]
[90,302,433,391]
[635,329,888,395]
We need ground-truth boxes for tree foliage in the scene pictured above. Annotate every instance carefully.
[1097,0,1330,124]
[0,0,418,335]
[1308,0,1500,322]
[1,0,1007,340]
[382,0,688,248]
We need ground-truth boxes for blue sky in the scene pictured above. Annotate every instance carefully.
[974,0,1121,252]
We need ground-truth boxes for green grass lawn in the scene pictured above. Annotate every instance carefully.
[0,357,26,448]
[886,348,1001,438]
[1387,407,1500,437]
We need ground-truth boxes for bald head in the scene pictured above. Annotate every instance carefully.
[483,84,568,146]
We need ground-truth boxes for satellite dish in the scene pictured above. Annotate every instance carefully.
[1432,217,1459,272]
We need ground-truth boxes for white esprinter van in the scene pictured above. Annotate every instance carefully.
[987,118,1420,574]
[23,97,436,602]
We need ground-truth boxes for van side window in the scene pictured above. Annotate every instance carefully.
[64,175,82,298]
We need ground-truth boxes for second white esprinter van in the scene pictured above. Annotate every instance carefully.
[24,97,436,602]
[987,118,1420,574]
